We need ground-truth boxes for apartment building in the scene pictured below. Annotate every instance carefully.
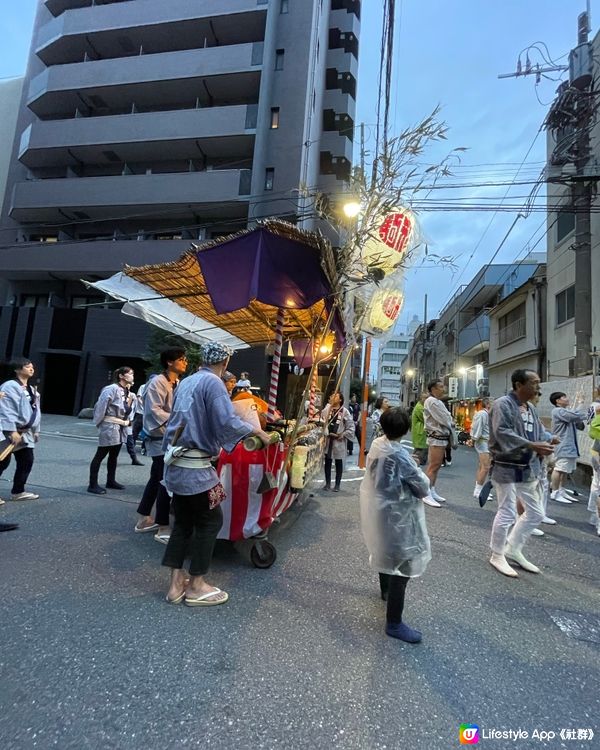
[0,77,24,213]
[400,260,544,400]
[376,315,419,404]
[0,0,359,413]
[487,264,547,396]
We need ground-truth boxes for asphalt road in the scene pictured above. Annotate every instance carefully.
[1,417,598,750]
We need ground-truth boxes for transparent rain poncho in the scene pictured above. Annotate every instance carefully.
[359,436,432,577]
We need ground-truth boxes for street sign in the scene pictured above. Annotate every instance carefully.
[448,377,458,398]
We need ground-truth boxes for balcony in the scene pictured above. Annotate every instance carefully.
[9,169,252,223]
[38,0,267,66]
[45,1,130,17]
[0,239,191,280]
[28,43,263,119]
[456,262,540,315]
[18,104,257,169]
[458,312,490,356]
[498,317,527,348]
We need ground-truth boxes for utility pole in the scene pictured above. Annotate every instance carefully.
[501,9,596,377]
[572,12,594,376]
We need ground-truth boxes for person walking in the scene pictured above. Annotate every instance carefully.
[410,392,428,466]
[130,382,146,450]
[471,398,491,499]
[135,348,188,542]
[488,369,556,578]
[360,407,431,643]
[161,342,271,606]
[587,409,600,535]
[586,387,600,528]
[124,387,144,466]
[423,379,452,507]
[347,393,360,456]
[549,392,588,504]
[321,391,355,491]
[87,366,134,494]
[0,358,41,501]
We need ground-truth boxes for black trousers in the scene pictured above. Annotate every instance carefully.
[162,491,223,577]
[89,444,121,484]
[131,414,143,442]
[0,447,34,495]
[379,573,410,625]
[136,454,171,526]
[126,435,137,461]
[324,457,343,488]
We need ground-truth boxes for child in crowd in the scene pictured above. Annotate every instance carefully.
[360,407,432,643]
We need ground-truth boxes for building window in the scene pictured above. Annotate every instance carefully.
[556,285,575,326]
[498,302,526,346]
[28,234,58,243]
[275,49,285,70]
[270,107,280,129]
[280,0,289,12]
[265,168,274,191]
[556,207,575,243]
[21,294,48,308]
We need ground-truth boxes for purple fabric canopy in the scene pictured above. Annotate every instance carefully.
[194,227,332,314]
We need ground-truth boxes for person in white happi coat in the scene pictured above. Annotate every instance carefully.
[87,366,134,494]
[135,348,188,542]
[0,358,42,501]
[423,379,453,507]
[321,391,355,492]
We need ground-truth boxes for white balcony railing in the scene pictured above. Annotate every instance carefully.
[498,317,526,347]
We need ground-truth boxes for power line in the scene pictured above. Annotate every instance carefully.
[436,127,545,311]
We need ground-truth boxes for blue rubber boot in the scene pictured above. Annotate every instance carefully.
[385,622,422,643]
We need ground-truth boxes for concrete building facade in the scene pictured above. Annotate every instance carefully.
[545,25,600,380]
[487,264,547,396]
[0,0,359,412]
[0,77,25,210]
[400,260,545,401]
[376,315,420,405]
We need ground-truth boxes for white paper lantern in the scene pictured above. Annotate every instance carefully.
[362,207,416,277]
[365,288,404,335]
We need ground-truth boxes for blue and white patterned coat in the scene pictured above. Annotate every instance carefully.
[0,379,41,449]
[93,383,132,447]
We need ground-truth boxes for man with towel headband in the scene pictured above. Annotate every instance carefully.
[160,342,271,607]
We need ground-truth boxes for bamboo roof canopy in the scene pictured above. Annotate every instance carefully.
[88,221,343,348]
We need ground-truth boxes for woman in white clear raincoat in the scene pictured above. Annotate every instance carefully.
[360,407,432,643]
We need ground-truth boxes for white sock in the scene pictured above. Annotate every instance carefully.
[474,483,482,495]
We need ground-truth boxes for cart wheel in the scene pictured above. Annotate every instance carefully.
[250,540,277,568]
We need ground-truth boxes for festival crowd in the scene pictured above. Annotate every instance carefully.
[1,353,598,643]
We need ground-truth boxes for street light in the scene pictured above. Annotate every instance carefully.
[406,368,415,377]
[342,200,361,218]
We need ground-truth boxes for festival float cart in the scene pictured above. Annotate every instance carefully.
[87,221,344,568]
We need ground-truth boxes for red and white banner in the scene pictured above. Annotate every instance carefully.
[217,442,297,541]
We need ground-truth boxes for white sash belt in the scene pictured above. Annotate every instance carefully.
[103,416,128,426]
[164,446,213,469]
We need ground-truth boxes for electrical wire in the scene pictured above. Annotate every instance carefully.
[436,126,545,311]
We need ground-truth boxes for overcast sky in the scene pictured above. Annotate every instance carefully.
[1,1,588,331]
